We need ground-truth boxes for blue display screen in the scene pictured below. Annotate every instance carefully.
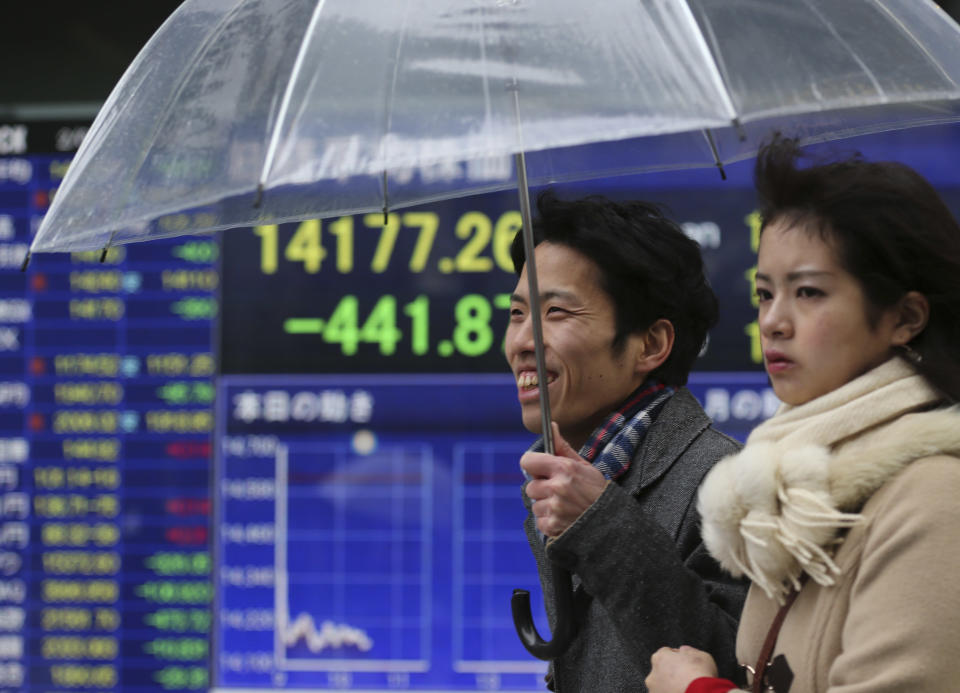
[0,123,215,692]
[1,119,958,691]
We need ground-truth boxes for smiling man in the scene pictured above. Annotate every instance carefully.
[506,192,746,692]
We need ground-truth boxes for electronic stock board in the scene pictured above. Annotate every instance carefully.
[0,121,215,692]
[3,119,959,692]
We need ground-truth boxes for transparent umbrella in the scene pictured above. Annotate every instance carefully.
[27,0,960,660]
[30,0,960,255]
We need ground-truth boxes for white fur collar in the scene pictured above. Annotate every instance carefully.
[697,358,960,603]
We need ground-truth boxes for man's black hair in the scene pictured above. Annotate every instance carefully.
[510,190,718,386]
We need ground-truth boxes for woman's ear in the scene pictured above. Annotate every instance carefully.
[634,319,675,376]
[892,291,930,346]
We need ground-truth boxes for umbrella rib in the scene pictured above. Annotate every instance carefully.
[875,0,960,88]
[477,3,494,163]
[74,0,251,239]
[677,0,738,121]
[52,0,194,198]
[379,0,413,221]
[702,129,727,179]
[259,0,329,195]
[798,0,885,100]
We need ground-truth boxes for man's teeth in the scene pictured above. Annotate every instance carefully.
[518,373,553,389]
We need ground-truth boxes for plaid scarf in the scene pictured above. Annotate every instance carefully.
[527,381,675,480]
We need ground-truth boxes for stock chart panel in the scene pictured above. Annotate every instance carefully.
[213,188,777,691]
[0,122,216,692]
[215,376,542,691]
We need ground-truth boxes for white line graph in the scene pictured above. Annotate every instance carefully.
[273,442,433,673]
[283,613,374,653]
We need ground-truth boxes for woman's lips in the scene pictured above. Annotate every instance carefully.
[764,351,794,374]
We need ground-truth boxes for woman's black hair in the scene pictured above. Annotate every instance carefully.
[755,135,960,402]
[509,190,717,386]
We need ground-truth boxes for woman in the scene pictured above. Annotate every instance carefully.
[646,136,960,693]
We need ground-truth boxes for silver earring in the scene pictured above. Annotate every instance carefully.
[900,343,922,365]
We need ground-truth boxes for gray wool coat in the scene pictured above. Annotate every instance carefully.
[523,388,747,692]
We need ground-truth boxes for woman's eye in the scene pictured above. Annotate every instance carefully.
[797,286,823,298]
[755,288,772,302]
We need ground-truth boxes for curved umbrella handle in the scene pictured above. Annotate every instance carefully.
[511,565,577,660]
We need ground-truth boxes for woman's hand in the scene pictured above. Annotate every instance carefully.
[646,646,720,693]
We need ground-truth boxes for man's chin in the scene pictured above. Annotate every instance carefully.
[521,410,544,436]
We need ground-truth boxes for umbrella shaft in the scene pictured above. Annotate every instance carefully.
[514,151,554,456]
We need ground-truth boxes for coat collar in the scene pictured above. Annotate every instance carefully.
[621,387,711,495]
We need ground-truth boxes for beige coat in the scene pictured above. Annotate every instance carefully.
[736,455,960,692]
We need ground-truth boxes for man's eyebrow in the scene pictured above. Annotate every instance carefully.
[542,289,577,302]
[510,289,578,304]
[755,269,835,282]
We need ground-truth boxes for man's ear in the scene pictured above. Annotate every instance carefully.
[633,319,674,376]
[891,291,929,346]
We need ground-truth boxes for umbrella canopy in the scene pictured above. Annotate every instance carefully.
[30,0,960,253]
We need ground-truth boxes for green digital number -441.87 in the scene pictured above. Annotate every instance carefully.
[283,294,511,358]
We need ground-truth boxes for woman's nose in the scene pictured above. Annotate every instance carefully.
[759,299,791,339]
